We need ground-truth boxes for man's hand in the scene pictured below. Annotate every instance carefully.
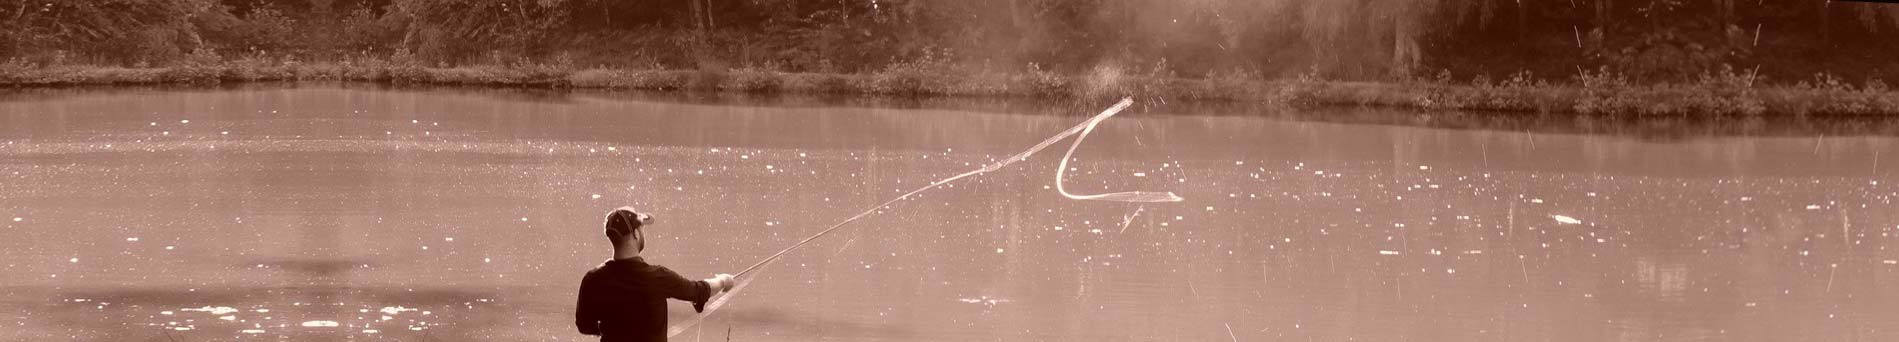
[705,273,737,293]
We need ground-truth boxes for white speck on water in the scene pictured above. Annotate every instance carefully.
[165,245,175,250]
[1464,250,1484,254]
[1806,204,1822,210]
[996,248,1005,254]
[1133,172,1147,177]
[126,237,139,242]
[240,328,266,334]
[1419,165,1430,170]
[182,306,239,315]
[1531,198,1545,203]
[1379,250,1402,255]
[12,217,20,222]
[218,315,235,321]
[520,217,529,222]
[301,321,340,328]
[1883,260,1896,265]
[179,120,189,124]
[68,257,77,263]
[591,194,601,199]
[444,237,454,242]
[1551,215,1582,224]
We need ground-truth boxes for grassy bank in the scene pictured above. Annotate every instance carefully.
[5,59,1898,116]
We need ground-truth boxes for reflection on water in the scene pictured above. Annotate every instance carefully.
[2,85,1898,341]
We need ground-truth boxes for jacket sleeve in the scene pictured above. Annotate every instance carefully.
[655,266,714,312]
[575,273,602,336]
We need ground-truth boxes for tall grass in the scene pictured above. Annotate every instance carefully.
[4,56,1898,116]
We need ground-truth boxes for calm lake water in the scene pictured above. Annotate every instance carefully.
[3,85,1898,341]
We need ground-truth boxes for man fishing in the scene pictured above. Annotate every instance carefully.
[576,207,737,342]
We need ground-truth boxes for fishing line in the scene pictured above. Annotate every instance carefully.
[667,97,1183,337]
[668,266,769,338]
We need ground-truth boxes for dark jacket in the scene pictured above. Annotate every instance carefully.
[576,257,713,342]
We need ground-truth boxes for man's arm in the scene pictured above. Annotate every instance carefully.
[654,267,733,313]
[574,274,602,336]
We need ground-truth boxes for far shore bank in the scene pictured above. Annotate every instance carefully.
[4,62,1897,116]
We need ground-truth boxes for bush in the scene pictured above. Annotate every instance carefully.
[721,68,783,92]
[1574,66,1636,115]
[866,49,954,95]
[1019,63,1069,97]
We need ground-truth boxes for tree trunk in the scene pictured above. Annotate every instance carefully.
[689,0,702,30]
[1394,13,1420,76]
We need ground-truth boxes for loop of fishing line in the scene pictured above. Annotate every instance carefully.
[668,98,1182,338]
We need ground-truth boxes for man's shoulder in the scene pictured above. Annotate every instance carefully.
[585,258,669,277]
[581,260,617,279]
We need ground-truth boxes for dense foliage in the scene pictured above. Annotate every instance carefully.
[3,0,1897,84]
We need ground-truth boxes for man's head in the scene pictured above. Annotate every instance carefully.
[604,207,654,254]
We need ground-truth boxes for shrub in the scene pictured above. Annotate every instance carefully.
[1020,63,1068,97]
[1574,66,1635,115]
[721,68,783,93]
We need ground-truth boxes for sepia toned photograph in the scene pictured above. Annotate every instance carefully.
[3,1,1899,341]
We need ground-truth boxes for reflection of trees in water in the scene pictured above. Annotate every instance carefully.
[1272,106,1899,142]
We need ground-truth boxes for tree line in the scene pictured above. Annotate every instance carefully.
[3,0,1897,84]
